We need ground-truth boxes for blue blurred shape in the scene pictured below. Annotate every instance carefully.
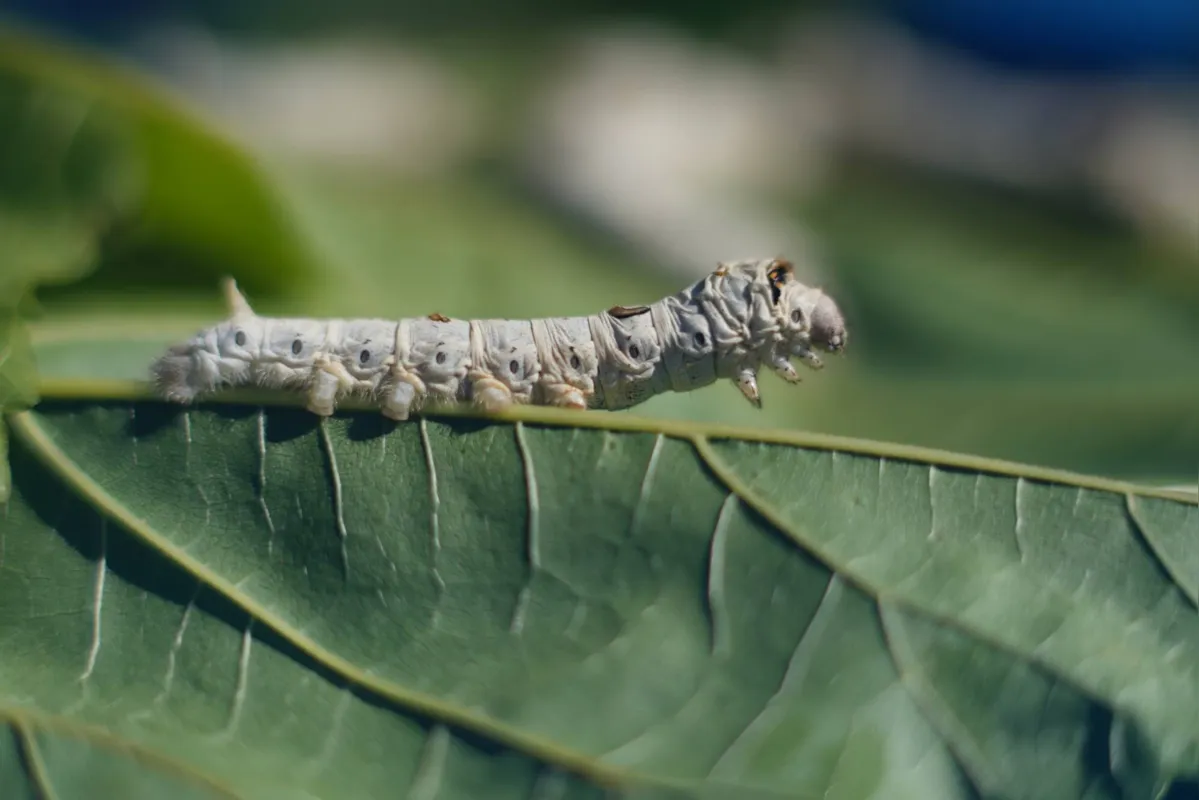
[888,0,1199,73]
[3,0,159,42]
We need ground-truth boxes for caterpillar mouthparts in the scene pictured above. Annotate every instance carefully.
[150,258,847,419]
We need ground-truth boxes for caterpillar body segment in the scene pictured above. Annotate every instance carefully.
[390,317,470,418]
[530,316,598,410]
[150,258,848,418]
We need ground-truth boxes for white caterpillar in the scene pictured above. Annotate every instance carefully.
[150,258,847,420]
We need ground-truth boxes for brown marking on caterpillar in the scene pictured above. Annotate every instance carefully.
[428,313,451,323]
[767,258,794,282]
[607,305,651,319]
[766,258,793,305]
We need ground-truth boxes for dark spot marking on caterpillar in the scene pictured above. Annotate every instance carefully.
[694,332,706,346]
[291,339,303,355]
[607,305,650,319]
[435,352,447,364]
[234,330,246,347]
[509,359,520,374]
[570,355,581,370]
[359,349,371,365]
[767,258,792,306]
[791,309,803,325]
[428,313,451,323]
[629,344,641,359]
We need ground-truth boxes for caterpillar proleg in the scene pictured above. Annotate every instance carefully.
[150,258,847,419]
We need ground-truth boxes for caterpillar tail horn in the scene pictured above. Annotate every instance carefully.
[221,277,256,318]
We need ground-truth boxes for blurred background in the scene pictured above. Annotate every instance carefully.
[1,0,1197,484]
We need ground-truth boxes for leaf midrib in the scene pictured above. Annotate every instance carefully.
[28,379,1198,503]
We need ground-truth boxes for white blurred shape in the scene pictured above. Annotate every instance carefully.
[1092,103,1199,255]
[136,28,480,175]
[781,16,1108,190]
[524,25,836,284]
[778,15,1199,258]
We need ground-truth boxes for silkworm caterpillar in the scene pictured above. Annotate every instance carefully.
[150,257,847,420]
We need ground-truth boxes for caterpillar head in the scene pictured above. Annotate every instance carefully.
[808,291,847,353]
[761,258,848,359]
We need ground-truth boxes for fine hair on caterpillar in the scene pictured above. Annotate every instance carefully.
[150,257,848,420]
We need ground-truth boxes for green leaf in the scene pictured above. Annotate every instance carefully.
[0,62,139,298]
[792,165,1199,482]
[0,29,143,488]
[2,381,1195,798]
[0,310,38,500]
[0,25,322,303]
[802,163,1199,383]
[0,22,332,494]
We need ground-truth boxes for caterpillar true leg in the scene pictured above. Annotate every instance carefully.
[734,369,762,408]
[768,354,802,384]
[794,346,824,371]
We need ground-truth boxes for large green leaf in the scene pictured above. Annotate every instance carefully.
[2,29,1196,795]
[2,374,1195,798]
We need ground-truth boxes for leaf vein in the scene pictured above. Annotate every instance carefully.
[216,623,253,742]
[511,422,540,636]
[418,419,447,624]
[255,409,277,556]
[406,724,450,800]
[79,518,106,683]
[706,493,736,658]
[707,573,841,778]
[317,419,349,579]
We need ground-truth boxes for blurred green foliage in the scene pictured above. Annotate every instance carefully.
[0,28,321,302]
[2,23,1197,485]
[142,0,840,39]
